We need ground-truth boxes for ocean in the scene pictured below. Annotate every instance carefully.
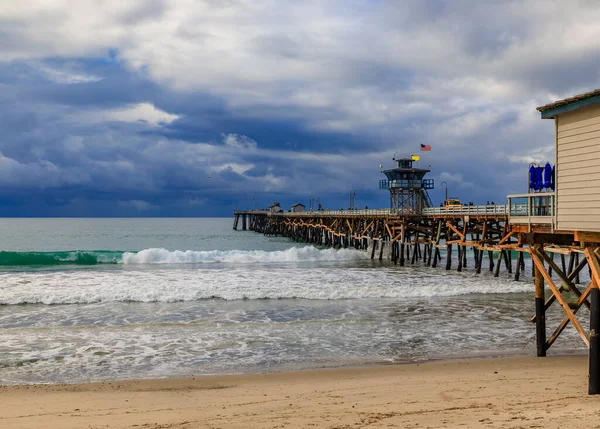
[0,218,586,385]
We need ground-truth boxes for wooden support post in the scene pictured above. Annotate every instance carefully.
[399,242,405,266]
[584,247,600,395]
[445,244,452,270]
[476,249,484,274]
[462,244,467,268]
[432,247,439,268]
[576,252,581,284]
[379,240,385,261]
[473,234,479,268]
[399,224,405,266]
[457,245,463,272]
[505,250,512,274]
[514,250,524,281]
[411,241,418,265]
[494,251,503,278]
[534,245,546,357]
[568,252,575,279]
[488,251,494,272]
[590,285,600,395]
[370,239,377,260]
[520,251,525,270]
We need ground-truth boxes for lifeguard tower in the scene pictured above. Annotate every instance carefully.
[379,157,434,214]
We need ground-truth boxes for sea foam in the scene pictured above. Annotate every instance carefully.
[0,264,534,305]
[121,246,369,265]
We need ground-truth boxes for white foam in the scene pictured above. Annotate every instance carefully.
[0,265,534,305]
[121,246,369,265]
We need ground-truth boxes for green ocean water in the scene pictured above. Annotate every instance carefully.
[0,218,587,385]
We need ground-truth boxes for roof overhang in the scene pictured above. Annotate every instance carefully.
[537,89,600,119]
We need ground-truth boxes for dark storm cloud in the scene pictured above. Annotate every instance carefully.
[1,1,600,216]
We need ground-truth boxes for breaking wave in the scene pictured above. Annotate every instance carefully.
[0,246,368,267]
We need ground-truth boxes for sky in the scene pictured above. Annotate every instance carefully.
[1,0,599,217]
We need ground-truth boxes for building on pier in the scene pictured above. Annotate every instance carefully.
[269,202,282,213]
[290,203,305,212]
[379,157,434,214]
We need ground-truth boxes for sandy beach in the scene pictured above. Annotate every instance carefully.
[1,355,598,429]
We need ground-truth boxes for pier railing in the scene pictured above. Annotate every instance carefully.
[423,205,507,216]
[236,204,508,217]
[507,192,555,229]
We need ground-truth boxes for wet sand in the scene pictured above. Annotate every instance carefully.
[1,355,598,429]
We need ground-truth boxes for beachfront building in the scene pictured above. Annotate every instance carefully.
[269,202,282,213]
[379,157,434,214]
[290,203,305,212]
[537,90,600,232]
[514,89,600,395]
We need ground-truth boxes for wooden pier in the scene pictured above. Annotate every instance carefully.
[234,206,514,274]
[233,89,600,395]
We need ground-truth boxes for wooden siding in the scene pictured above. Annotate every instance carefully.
[556,103,600,231]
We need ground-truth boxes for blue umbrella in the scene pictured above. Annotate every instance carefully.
[535,166,544,190]
[529,165,536,189]
[544,162,552,188]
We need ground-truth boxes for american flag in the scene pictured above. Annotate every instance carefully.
[420,144,431,151]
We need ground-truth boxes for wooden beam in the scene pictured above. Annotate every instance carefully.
[346,219,353,234]
[446,222,465,240]
[530,247,589,347]
[543,247,574,255]
[540,250,591,311]
[531,255,589,323]
[384,222,393,240]
[498,231,515,246]
[547,281,594,349]
[521,233,575,246]
[361,220,374,236]
[584,247,600,290]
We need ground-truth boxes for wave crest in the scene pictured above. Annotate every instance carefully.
[0,250,120,266]
[121,246,369,264]
[0,246,368,267]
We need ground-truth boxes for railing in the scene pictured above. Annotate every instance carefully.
[378,179,434,190]
[422,204,508,216]
[507,192,555,228]
[236,205,508,217]
[270,209,393,216]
